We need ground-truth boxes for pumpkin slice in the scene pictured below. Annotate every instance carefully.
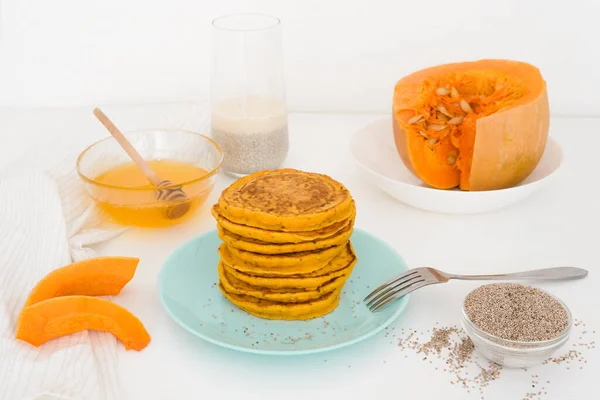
[16,295,151,351]
[24,257,139,307]
[392,59,549,191]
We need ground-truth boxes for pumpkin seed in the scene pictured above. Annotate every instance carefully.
[437,105,453,118]
[451,87,460,99]
[436,87,450,96]
[437,113,449,122]
[429,138,438,145]
[419,130,429,139]
[448,116,464,125]
[428,124,447,132]
[447,156,456,165]
[448,149,458,158]
[407,114,424,125]
[460,99,473,113]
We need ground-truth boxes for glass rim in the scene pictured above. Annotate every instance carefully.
[76,129,224,191]
[211,13,281,32]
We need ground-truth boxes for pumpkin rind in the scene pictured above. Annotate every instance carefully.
[470,89,549,190]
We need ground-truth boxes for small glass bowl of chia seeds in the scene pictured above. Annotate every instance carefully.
[460,283,572,368]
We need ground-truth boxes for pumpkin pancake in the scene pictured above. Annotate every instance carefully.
[223,242,357,289]
[211,204,354,244]
[218,284,341,320]
[217,169,355,231]
[219,262,350,303]
[219,244,345,276]
[220,241,354,278]
[221,242,346,275]
[217,221,354,255]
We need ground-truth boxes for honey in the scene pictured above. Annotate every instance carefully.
[92,160,211,227]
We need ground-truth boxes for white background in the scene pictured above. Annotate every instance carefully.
[1,0,600,115]
[1,2,599,399]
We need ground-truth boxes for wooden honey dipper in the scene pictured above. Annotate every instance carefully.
[93,108,191,220]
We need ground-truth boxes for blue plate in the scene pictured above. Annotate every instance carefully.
[157,228,410,355]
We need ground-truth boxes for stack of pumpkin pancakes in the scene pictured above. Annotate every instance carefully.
[212,168,357,320]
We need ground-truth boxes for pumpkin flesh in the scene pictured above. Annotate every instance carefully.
[393,59,549,191]
[16,295,151,351]
[24,256,139,307]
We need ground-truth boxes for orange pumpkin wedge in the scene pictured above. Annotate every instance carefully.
[24,257,139,307]
[392,59,549,191]
[16,295,151,351]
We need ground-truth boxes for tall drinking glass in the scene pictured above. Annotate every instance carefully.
[210,13,289,177]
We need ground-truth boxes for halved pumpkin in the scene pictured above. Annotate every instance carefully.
[16,295,151,351]
[392,59,549,191]
[24,257,139,307]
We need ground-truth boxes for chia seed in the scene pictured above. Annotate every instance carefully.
[392,319,594,399]
[212,126,289,175]
[464,283,569,342]
[419,327,456,355]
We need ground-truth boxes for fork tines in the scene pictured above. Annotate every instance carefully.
[364,268,427,312]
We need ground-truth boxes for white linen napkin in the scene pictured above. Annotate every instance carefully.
[0,168,123,400]
[0,102,210,400]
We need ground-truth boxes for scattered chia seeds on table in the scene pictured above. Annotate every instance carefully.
[396,325,497,396]
[419,327,456,354]
[464,283,569,342]
[391,318,594,399]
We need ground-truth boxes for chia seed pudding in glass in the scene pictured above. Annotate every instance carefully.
[210,14,289,177]
[211,96,288,176]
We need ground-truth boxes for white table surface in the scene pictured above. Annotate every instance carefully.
[0,105,598,400]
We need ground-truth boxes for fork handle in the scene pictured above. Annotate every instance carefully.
[449,267,588,281]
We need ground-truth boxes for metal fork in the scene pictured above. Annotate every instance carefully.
[364,266,588,312]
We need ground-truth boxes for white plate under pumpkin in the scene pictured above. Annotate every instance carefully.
[350,117,563,214]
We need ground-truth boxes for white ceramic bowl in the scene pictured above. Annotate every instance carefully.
[350,117,563,214]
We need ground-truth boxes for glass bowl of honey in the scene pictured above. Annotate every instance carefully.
[77,129,223,227]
